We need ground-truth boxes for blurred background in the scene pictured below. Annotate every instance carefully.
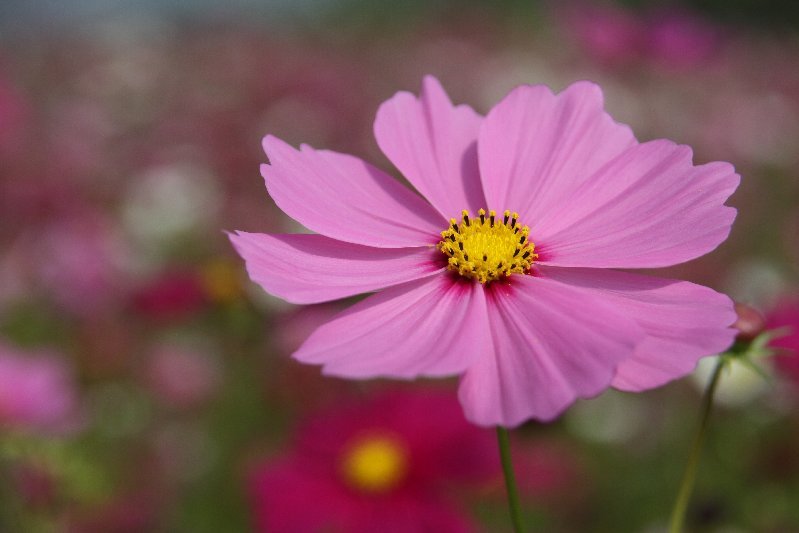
[1,0,798,531]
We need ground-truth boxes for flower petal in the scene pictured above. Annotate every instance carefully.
[458,275,644,427]
[535,266,737,391]
[534,140,739,267]
[294,275,490,379]
[229,231,443,304]
[479,81,636,226]
[374,75,485,219]
[249,457,357,533]
[262,135,444,248]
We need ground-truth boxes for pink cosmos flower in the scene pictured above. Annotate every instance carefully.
[248,389,498,533]
[230,76,739,427]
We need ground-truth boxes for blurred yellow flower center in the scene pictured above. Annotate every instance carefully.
[341,435,408,493]
[438,209,537,284]
[200,259,244,303]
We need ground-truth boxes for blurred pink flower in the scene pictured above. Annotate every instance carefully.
[131,269,208,321]
[248,389,498,533]
[144,343,221,409]
[231,76,738,427]
[646,11,723,70]
[0,342,80,434]
[561,5,722,71]
[31,213,128,317]
[766,298,799,384]
[561,4,643,66]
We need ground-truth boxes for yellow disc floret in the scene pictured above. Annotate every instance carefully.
[438,208,538,284]
[341,434,408,493]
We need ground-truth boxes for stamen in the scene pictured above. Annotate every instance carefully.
[437,208,538,284]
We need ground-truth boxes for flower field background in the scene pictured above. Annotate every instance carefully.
[1,1,798,531]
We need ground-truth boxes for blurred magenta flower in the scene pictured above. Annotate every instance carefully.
[248,389,498,533]
[560,5,722,71]
[231,76,738,427]
[0,342,80,434]
[131,269,208,321]
[646,10,723,70]
[560,4,643,66]
[766,298,799,384]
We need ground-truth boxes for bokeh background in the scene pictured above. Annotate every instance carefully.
[1,0,798,531]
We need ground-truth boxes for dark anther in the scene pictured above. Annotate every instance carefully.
[482,254,488,261]
[496,262,503,269]
[449,234,456,241]
[458,242,464,251]
[521,251,530,259]
[451,224,459,233]
[510,218,517,229]
[463,213,470,226]
[519,235,526,244]
[480,213,485,224]
[490,214,495,227]
[464,253,470,261]
[503,213,509,224]
[513,248,520,257]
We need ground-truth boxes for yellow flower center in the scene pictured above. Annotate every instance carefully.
[438,209,538,284]
[341,434,408,493]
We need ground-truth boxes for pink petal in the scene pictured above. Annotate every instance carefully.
[229,231,442,304]
[294,275,490,379]
[535,266,737,391]
[458,275,644,427]
[374,75,485,219]
[478,81,636,227]
[534,140,739,267]
[262,136,444,248]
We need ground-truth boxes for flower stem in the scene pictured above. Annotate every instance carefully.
[496,426,524,533]
[668,356,726,533]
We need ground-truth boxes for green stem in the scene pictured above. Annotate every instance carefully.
[496,426,524,533]
[668,356,726,533]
